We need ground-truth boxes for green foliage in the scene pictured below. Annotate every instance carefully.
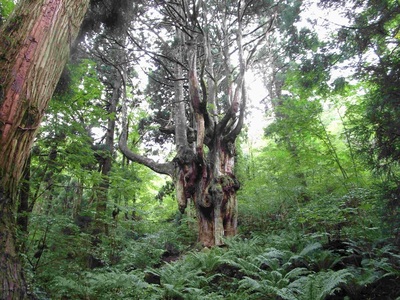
[293,269,353,300]
[20,2,400,300]
[83,270,153,299]
[49,270,155,300]
[0,0,14,22]
[31,59,106,213]
[149,261,217,299]
[294,188,380,241]
[28,208,400,299]
[142,233,389,299]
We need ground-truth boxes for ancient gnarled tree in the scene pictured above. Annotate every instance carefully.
[119,0,276,246]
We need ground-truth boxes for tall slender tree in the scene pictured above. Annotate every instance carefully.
[78,0,139,235]
[0,0,89,298]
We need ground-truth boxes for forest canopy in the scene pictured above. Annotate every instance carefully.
[0,0,399,299]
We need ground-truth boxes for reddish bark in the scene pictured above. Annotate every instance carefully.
[0,0,89,298]
[194,148,240,247]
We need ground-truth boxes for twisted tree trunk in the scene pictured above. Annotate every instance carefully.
[119,0,265,248]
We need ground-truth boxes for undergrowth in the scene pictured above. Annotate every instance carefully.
[27,187,400,299]
[29,221,400,299]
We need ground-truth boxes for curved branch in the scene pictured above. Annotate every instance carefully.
[117,59,174,177]
[118,133,174,176]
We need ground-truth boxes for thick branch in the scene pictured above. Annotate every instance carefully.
[188,43,206,149]
[225,80,247,142]
[118,133,174,176]
[117,58,174,177]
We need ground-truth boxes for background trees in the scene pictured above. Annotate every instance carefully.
[1,0,400,298]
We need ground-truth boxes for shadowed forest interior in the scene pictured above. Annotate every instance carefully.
[0,0,400,299]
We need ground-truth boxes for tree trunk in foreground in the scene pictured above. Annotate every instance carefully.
[0,0,89,298]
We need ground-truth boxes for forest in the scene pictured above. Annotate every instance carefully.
[0,0,399,299]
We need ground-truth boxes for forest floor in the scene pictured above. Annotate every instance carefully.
[155,236,400,299]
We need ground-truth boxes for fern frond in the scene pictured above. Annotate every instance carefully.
[238,276,279,299]
[257,256,281,271]
[319,269,353,298]
[255,247,292,270]
[277,286,301,300]
[238,276,262,292]
[296,269,353,300]
[299,242,322,257]
[284,267,311,280]
[188,249,224,272]
[223,237,264,259]
[163,283,185,299]
[228,257,262,277]
[261,247,290,260]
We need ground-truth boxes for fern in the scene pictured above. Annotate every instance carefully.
[264,231,308,252]
[289,242,322,267]
[223,236,265,259]
[85,270,155,299]
[187,249,225,273]
[182,288,225,300]
[256,248,292,266]
[229,258,263,277]
[291,269,353,300]
[148,255,221,299]
[342,266,380,298]
[51,275,89,299]
[162,283,185,299]
[299,242,322,256]
[263,247,291,259]
[338,242,400,298]
[290,242,342,272]
[238,276,281,299]
[370,245,400,277]
[284,267,312,281]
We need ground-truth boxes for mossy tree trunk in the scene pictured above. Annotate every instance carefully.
[0,0,89,298]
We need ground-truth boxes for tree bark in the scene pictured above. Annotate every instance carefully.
[120,0,272,247]
[0,0,89,298]
[17,155,30,235]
